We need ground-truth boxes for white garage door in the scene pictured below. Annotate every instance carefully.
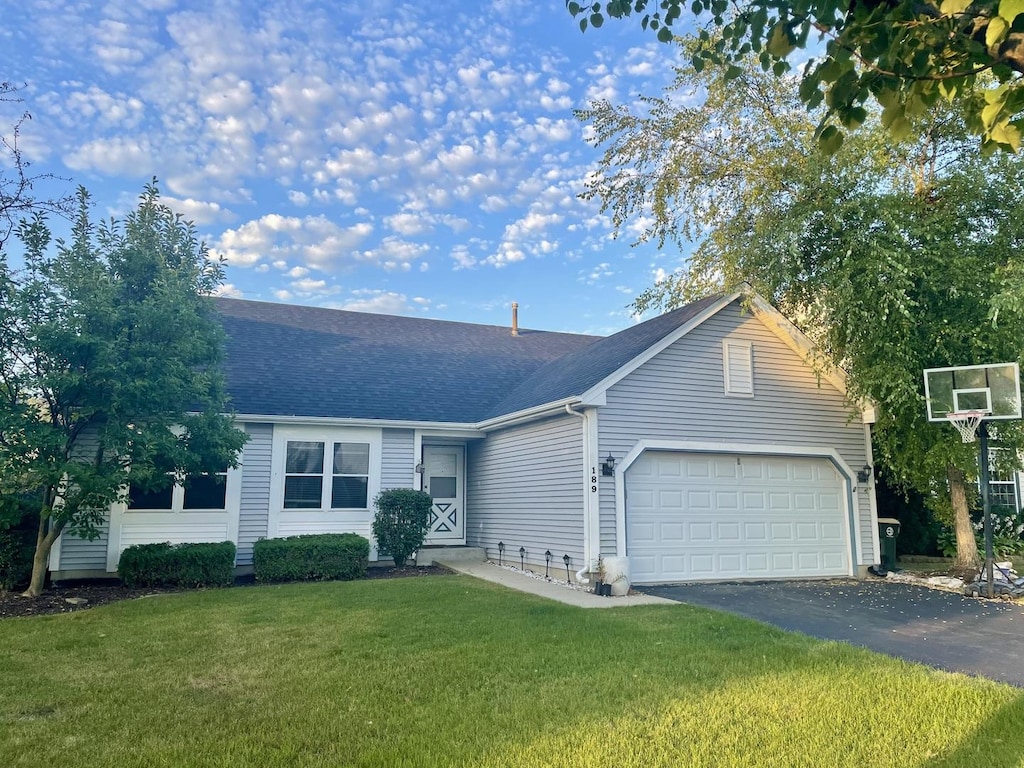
[626,452,850,583]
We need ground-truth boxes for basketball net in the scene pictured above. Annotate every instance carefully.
[946,411,985,443]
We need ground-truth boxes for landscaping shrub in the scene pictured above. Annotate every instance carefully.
[253,533,369,583]
[0,526,35,592]
[118,541,236,588]
[372,489,432,567]
[0,493,41,591]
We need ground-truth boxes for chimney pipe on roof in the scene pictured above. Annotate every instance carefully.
[511,302,519,336]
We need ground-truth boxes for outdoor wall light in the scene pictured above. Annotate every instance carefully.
[856,465,873,483]
[601,452,617,476]
[414,462,424,474]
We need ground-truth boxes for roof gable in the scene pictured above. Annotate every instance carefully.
[482,294,728,419]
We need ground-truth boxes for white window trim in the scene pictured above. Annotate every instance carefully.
[127,470,231,513]
[268,425,382,548]
[722,339,755,397]
[105,464,242,572]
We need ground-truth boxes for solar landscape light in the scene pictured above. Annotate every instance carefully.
[544,550,552,578]
[563,553,571,582]
[497,541,504,566]
[519,546,526,570]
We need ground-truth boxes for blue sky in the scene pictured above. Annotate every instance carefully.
[3,0,687,335]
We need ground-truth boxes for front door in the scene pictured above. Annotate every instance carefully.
[422,445,465,544]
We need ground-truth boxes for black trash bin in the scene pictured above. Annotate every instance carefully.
[877,517,901,572]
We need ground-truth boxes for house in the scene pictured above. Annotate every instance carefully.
[49,289,881,585]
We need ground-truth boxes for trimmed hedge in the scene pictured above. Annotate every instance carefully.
[118,541,236,588]
[253,533,369,583]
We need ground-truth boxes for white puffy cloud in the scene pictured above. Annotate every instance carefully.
[211,214,374,269]
[213,282,243,298]
[337,289,429,315]
[164,196,233,225]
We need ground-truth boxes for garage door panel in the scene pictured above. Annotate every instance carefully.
[742,492,766,510]
[715,490,739,509]
[627,452,850,583]
[659,489,684,509]
[716,522,740,540]
[687,490,711,509]
[689,522,713,541]
[795,522,819,540]
[659,522,684,541]
[820,522,843,541]
[744,522,768,540]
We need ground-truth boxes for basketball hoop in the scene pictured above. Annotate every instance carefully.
[946,410,986,443]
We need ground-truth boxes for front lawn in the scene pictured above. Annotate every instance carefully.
[1,576,1022,767]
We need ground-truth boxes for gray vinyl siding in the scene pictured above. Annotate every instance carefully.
[467,414,585,567]
[598,301,874,563]
[58,527,109,572]
[381,429,415,490]
[236,422,273,566]
[56,428,109,572]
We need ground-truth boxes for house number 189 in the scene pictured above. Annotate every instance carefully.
[591,467,598,493]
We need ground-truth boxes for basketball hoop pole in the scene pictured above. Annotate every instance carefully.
[978,422,995,598]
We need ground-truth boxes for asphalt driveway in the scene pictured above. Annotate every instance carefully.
[640,579,1024,687]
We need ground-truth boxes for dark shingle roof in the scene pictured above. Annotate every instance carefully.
[214,298,598,423]
[214,294,726,424]
[482,294,724,419]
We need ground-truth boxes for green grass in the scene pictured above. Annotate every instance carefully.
[2,576,1023,767]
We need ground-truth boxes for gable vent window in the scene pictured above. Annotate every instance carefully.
[723,340,754,397]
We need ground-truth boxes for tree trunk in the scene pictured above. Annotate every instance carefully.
[22,514,63,598]
[947,464,980,569]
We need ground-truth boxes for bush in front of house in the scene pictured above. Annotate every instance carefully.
[372,488,433,568]
[118,541,236,588]
[0,526,35,592]
[252,533,369,583]
[0,493,42,591]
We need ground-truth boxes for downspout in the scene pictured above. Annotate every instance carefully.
[565,403,599,583]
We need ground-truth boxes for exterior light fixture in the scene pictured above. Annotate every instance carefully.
[497,541,504,566]
[856,465,872,483]
[519,546,526,570]
[562,553,571,582]
[414,462,425,474]
[601,452,616,476]
[544,550,552,579]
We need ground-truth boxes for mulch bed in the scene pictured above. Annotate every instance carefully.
[0,565,453,620]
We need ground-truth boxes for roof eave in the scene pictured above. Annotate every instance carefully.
[232,413,486,436]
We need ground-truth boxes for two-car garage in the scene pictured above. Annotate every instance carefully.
[625,450,853,584]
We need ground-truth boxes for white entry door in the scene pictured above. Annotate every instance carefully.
[422,446,465,543]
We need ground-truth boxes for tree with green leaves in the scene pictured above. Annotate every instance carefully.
[578,42,1024,568]
[567,0,1024,153]
[0,183,248,596]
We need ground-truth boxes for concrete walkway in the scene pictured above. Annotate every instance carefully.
[436,559,675,608]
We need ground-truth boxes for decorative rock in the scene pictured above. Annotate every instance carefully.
[64,597,88,606]
[926,575,964,590]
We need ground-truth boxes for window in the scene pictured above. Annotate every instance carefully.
[127,469,228,512]
[987,448,1021,512]
[283,439,370,510]
[723,340,754,396]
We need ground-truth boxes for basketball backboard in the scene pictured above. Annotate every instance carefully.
[924,362,1021,421]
